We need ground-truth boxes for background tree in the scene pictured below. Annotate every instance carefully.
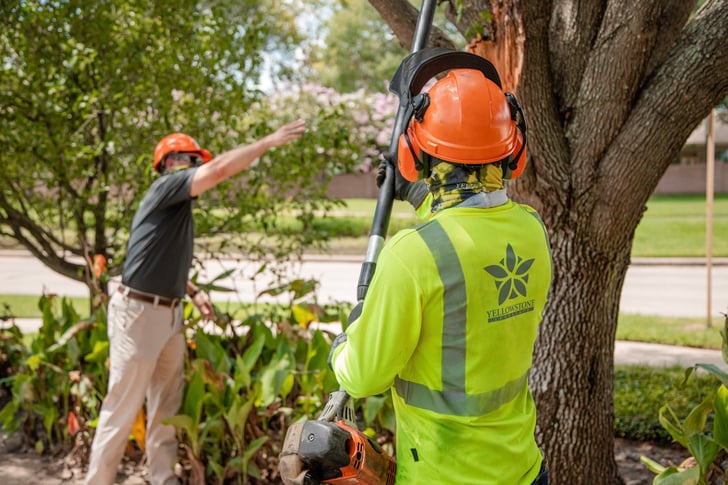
[370,0,728,483]
[0,0,361,299]
[305,0,467,93]
[304,0,408,93]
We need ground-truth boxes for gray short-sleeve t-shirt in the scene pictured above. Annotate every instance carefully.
[121,169,197,298]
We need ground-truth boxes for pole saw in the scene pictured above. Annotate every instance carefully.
[278,2,437,484]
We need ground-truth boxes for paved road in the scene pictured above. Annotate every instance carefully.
[620,258,728,318]
[1,251,726,317]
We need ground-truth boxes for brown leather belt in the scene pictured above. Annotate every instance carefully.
[118,285,180,308]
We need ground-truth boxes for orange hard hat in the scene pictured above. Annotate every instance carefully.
[397,68,527,182]
[153,133,213,173]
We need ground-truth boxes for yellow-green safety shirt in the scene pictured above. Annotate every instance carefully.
[331,200,552,484]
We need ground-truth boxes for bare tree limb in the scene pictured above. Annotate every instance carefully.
[368,0,456,50]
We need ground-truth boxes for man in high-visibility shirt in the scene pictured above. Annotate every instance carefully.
[329,58,552,484]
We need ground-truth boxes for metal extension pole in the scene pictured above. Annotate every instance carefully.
[354,0,438,305]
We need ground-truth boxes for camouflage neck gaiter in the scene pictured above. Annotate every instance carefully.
[425,160,504,213]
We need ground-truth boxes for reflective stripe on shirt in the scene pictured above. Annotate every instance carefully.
[392,219,528,416]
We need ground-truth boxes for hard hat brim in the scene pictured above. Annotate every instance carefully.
[195,148,213,163]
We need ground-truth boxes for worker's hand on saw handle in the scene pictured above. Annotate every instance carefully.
[376,152,428,209]
[317,390,350,423]
[278,391,352,485]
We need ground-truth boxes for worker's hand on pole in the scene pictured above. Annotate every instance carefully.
[376,153,428,209]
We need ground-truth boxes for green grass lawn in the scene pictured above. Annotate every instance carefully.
[339,198,419,218]
[631,193,728,257]
[1,294,90,319]
[616,313,724,349]
[340,194,728,257]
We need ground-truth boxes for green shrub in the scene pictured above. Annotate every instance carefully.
[12,291,726,480]
[614,365,719,443]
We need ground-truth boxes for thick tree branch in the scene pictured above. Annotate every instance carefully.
[566,1,699,194]
[598,0,728,236]
[368,0,456,50]
[517,0,571,224]
[644,0,696,77]
[0,198,84,281]
[568,0,663,190]
[549,0,605,118]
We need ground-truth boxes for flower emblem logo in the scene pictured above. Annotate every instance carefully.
[484,243,535,305]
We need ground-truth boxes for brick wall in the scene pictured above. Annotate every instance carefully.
[327,172,379,198]
[654,162,728,194]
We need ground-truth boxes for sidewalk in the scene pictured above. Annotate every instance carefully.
[614,340,725,368]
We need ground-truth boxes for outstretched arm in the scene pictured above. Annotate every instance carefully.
[190,119,306,197]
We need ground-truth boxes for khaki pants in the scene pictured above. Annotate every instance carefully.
[86,291,185,485]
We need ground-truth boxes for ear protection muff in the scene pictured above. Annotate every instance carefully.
[502,92,528,180]
[397,92,432,182]
[392,47,528,182]
[397,125,432,182]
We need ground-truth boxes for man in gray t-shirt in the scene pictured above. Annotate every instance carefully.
[122,169,197,299]
[86,120,306,485]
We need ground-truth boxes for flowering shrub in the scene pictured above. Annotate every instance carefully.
[259,82,398,173]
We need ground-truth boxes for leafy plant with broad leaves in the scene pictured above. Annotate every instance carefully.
[0,278,395,483]
[0,295,109,454]
[641,311,728,484]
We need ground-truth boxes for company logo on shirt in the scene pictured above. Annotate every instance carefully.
[484,243,536,322]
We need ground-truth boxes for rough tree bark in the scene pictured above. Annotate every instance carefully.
[371,0,728,483]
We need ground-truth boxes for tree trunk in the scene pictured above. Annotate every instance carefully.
[515,1,728,483]
[463,1,524,93]
[530,230,630,483]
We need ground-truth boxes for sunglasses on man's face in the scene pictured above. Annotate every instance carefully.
[170,154,203,165]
